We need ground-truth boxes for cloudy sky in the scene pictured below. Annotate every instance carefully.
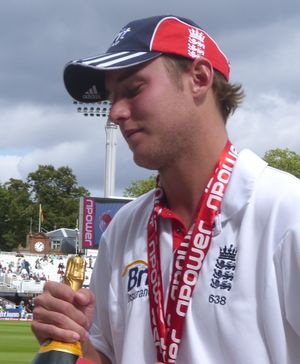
[1,0,299,197]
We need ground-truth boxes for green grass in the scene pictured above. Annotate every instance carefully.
[0,320,39,364]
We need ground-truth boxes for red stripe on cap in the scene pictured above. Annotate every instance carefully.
[150,18,230,80]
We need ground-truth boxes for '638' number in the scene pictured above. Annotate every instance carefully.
[209,294,226,305]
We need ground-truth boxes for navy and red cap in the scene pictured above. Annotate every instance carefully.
[63,15,230,103]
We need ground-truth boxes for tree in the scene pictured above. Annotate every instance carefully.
[0,179,34,250]
[123,148,300,199]
[263,148,300,178]
[0,165,89,251]
[27,165,89,231]
[123,175,157,197]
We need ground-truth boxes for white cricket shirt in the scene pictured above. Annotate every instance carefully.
[89,149,300,364]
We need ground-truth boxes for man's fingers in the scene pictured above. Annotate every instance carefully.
[74,288,95,328]
[31,281,94,345]
[31,320,81,345]
[74,288,94,306]
[33,295,89,331]
[32,305,89,343]
[42,281,74,302]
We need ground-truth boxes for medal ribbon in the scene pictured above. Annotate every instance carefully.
[147,141,238,363]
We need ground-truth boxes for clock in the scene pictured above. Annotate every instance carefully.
[34,241,45,253]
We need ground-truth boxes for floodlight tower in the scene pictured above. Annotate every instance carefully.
[75,101,117,197]
[104,118,118,197]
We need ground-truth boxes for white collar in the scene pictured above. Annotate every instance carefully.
[220,149,267,224]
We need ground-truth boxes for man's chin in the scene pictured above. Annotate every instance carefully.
[133,154,159,171]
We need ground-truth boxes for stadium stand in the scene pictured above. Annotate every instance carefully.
[0,251,96,318]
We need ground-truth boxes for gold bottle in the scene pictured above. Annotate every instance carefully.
[32,255,86,364]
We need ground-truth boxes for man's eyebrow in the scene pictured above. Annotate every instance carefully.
[105,68,142,100]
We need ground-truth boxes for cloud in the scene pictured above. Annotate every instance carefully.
[227,15,300,100]
[0,155,23,182]
[228,93,300,156]
[0,101,151,196]
[0,0,299,198]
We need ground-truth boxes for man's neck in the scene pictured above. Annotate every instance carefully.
[159,136,228,229]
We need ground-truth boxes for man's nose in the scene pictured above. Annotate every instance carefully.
[109,99,131,125]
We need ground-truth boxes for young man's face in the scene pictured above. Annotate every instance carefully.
[105,57,198,171]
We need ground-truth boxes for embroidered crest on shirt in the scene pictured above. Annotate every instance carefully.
[210,244,237,291]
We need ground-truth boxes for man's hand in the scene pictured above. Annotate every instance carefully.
[31,281,95,345]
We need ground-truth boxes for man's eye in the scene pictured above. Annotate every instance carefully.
[125,85,142,98]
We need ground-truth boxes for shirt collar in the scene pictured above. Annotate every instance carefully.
[220,149,267,223]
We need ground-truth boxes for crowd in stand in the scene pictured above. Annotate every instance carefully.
[0,295,35,320]
[0,252,95,289]
[0,252,96,320]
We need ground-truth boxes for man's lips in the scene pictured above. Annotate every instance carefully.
[123,128,143,140]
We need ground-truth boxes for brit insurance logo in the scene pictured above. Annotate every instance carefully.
[122,260,148,303]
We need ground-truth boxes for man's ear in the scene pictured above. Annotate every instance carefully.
[189,58,214,97]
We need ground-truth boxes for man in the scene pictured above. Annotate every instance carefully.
[18,300,24,319]
[32,15,300,363]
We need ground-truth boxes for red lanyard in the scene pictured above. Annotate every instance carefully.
[147,141,238,363]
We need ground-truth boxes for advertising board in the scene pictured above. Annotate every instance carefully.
[79,197,133,249]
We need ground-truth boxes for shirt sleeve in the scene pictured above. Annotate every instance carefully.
[274,223,300,337]
[89,237,116,363]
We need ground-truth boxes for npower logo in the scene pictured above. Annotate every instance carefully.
[122,260,149,303]
[82,198,95,248]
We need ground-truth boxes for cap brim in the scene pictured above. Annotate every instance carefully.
[63,51,161,102]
